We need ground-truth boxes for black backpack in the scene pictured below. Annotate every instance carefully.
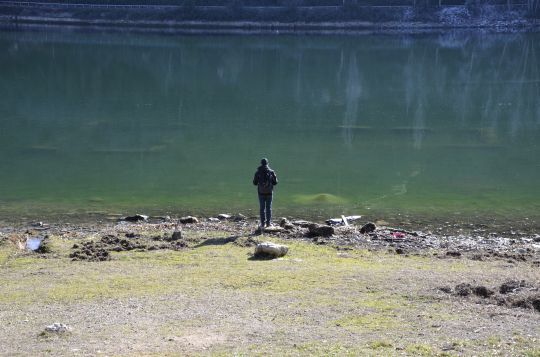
[258,170,274,194]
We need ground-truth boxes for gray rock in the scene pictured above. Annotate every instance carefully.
[217,214,231,220]
[171,230,182,240]
[179,216,198,224]
[308,224,335,237]
[254,242,288,259]
[123,214,148,222]
[207,217,220,222]
[360,222,376,234]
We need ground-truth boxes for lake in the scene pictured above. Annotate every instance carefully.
[1,28,539,222]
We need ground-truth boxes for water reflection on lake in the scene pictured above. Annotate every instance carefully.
[0,28,539,220]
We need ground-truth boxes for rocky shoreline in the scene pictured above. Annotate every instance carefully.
[2,213,539,265]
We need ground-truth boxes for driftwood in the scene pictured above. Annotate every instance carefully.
[386,227,419,237]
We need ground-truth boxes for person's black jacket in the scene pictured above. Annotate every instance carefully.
[253,165,278,195]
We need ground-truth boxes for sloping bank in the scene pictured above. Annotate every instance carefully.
[0,2,539,32]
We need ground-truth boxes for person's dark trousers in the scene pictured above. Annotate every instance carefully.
[258,194,273,226]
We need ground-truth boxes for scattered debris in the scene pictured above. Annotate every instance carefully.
[254,242,288,259]
[70,241,111,262]
[499,280,527,294]
[325,215,361,226]
[386,227,419,236]
[441,280,540,313]
[70,232,191,262]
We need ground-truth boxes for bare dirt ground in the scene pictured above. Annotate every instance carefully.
[0,216,538,356]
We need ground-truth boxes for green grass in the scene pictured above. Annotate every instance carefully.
[1,230,539,355]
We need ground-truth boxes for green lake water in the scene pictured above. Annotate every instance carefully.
[1,28,539,222]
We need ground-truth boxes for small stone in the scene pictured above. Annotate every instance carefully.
[446,251,462,257]
[171,231,182,240]
[360,222,376,234]
[217,214,231,220]
[179,216,198,224]
[208,217,220,222]
[45,323,70,333]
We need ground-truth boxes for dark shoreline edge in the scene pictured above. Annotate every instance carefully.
[1,2,540,35]
[2,17,540,35]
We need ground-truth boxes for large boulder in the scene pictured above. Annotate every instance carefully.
[308,224,335,237]
[254,242,288,259]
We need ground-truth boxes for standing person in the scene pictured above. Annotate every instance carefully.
[253,158,278,229]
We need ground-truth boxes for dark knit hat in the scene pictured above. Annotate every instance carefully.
[261,158,268,166]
